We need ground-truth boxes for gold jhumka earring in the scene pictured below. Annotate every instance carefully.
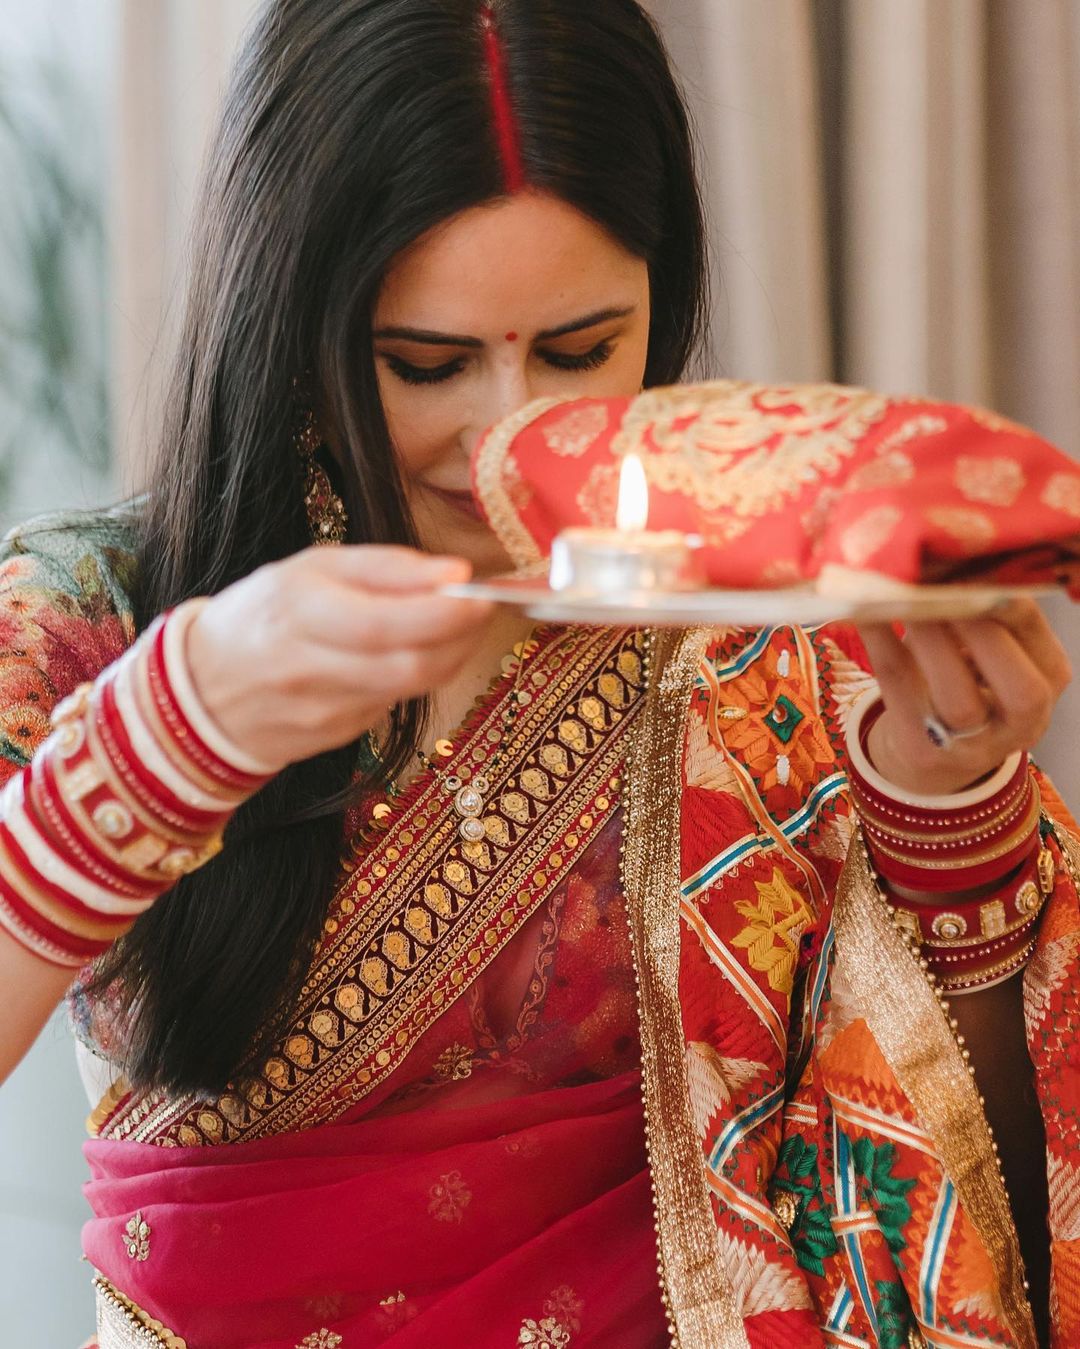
[295,407,349,546]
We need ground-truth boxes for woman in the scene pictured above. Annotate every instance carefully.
[0,1,1075,1345]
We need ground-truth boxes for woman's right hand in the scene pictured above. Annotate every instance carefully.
[185,546,494,773]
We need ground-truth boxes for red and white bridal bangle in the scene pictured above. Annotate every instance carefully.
[845,688,1056,995]
[0,599,276,969]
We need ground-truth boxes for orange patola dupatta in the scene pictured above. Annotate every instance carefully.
[467,381,1080,1348]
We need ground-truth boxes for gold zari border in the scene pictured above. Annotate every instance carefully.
[102,627,645,1145]
[832,832,1037,1348]
[471,395,567,568]
[622,627,750,1349]
[93,1274,185,1349]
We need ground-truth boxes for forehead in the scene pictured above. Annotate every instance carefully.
[374,189,648,332]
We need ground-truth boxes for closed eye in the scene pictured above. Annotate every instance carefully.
[540,340,614,373]
[382,355,466,386]
[380,338,616,387]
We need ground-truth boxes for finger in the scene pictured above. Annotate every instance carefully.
[986,600,1073,694]
[303,545,472,592]
[309,588,495,653]
[854,622,929,724]
[951,618,1056,748]
[352,628,488,702]
[902,622,990,733]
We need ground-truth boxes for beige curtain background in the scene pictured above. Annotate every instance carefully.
[113,0,1080,806]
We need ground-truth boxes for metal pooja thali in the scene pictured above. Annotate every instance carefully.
[442,573,1049,629]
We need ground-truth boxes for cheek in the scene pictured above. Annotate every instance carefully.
[376,374,461,479]
[592,325,650,398]
[616,331,650,392]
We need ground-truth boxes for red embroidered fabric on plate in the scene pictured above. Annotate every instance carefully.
[472,380,1080,594]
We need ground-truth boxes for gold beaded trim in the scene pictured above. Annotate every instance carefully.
[93,1274,186,1348]
[861,788,1042,871]
[934,936,1037,994]
[855,777,1030,844]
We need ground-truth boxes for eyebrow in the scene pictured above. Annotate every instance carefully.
[372,306,637,348]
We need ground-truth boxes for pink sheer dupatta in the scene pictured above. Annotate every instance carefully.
[82,804,669,1346]
[84,1072,660,1347]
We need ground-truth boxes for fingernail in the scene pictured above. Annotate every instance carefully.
[433,557,471,579]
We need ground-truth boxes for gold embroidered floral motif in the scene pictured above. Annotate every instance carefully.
[609,380,889,519]
[433,1042,473,1080]
[954,455,1026,507]
[375,1290,417,1332]
[123,1211,151,1261]
[1043,472,1080,519]
[838,505,903,567]
[518,1317,571,1348]
[730,869,814,996]
[926,506,996,545]
[875,413,948,453]
[846,449,915,493]
[542,403,610,457]
[543,1286,584,1333]
[428,1169,472,1223]
[295,1332,342,1349]
[576,462,621,528]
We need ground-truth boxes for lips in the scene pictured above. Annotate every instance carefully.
[425,483,485,522]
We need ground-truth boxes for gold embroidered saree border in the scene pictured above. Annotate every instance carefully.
[622,627,750,1349]
[102,627,645,1145]
[472,395,567,568]
[93,1273,185,1349]
[832,831,1037,1349]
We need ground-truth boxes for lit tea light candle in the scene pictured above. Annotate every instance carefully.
[548,453,702,594]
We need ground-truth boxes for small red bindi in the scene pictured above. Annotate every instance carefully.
[505,331,519,343]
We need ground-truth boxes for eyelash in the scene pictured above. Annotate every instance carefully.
[383,340,615,387]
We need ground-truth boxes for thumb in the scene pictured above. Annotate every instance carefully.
[317,545,472,593]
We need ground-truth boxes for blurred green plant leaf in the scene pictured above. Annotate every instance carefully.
[0,53,110,496]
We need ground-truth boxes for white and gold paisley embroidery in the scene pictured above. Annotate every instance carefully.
[295,1332,342,1349]
[517,1316,571,1347]
[123,1211,150,1262]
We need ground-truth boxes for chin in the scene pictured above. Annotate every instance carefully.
[410,496,512,574]
[460,536,514,579]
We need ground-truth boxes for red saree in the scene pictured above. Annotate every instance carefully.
[77,624,670,1347]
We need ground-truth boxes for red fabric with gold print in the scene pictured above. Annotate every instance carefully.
[473,380,1080,594]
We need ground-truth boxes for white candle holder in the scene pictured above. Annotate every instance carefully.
[548,527,703,595]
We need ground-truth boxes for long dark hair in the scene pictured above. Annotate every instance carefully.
[93,0,709,1095]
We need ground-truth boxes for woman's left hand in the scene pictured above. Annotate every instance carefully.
[856,600,1073,795]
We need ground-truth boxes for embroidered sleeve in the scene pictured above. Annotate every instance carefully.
[0,506,139,784]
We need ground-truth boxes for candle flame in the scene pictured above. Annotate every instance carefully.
[616,453,649,532]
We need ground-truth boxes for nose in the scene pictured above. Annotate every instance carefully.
[461,358,537,457]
